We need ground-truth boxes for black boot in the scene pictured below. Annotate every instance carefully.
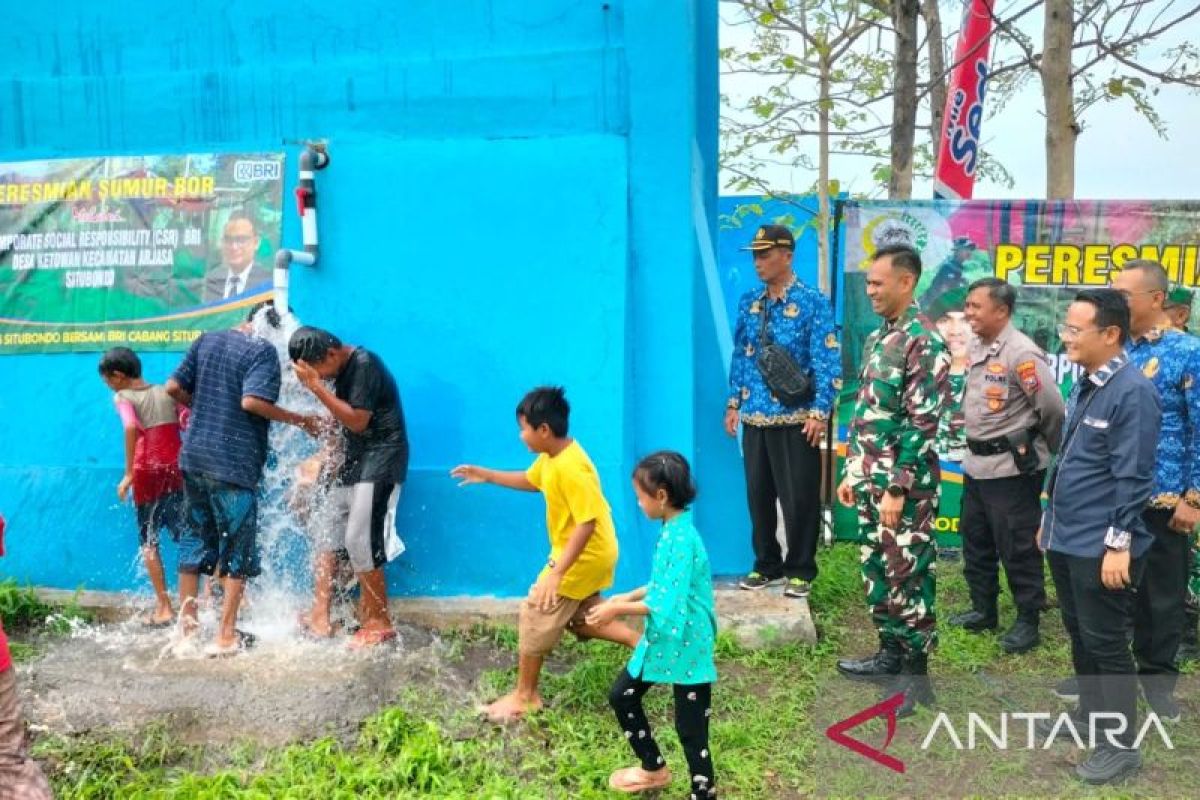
[889,652,935,718]
[1000,612,1041,654]
[1177,607,1199,664]
[837,639,903,682]
[947,606,998,632]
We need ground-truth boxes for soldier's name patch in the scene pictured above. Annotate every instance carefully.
[1015,360,1040,392]
[984,373,1008,384]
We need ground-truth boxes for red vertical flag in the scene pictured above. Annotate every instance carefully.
[934,0,994,199]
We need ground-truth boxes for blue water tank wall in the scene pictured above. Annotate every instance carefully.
[0,1,736,597]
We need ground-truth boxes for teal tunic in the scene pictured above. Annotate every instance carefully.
[627,510,718,685]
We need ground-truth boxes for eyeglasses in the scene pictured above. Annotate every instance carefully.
[1056,323,1114,340]
[222,235,254,246]
[1113,288,1161,300]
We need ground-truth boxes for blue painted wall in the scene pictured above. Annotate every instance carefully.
[0,1,740,597]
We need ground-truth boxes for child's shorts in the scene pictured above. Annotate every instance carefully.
[518,588,602,657]
[314,482,403,574]
[134,490,186,547]
[178,472,260,580]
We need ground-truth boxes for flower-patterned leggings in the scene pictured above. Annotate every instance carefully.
[608,668,716,799]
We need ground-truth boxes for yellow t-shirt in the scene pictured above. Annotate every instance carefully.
[525,440,619,600]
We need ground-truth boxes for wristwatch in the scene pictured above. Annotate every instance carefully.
[885,485,906,498]
[1103,528,1131,552]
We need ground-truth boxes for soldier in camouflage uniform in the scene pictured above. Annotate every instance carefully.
[835,244,952,718]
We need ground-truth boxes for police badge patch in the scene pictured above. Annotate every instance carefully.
[1015,360,1040,392]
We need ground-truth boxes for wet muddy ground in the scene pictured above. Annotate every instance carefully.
[18,615,511,748]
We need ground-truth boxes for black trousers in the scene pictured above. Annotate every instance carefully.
[609,669,715,797]
[1048,550,1146,748]
[959,472,1047,617]
[742,424,821,581]
[1133,508,1190,697]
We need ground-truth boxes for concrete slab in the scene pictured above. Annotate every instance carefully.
[35,585,817,648]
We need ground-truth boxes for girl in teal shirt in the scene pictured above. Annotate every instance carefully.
[586,451,717,798]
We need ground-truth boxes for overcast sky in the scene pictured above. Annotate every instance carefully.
[720,2,1200,200]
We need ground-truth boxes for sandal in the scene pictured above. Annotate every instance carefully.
[347,628,397,650]
[608,766,672,793]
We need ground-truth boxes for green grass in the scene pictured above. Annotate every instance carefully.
[2,580,93,661]
[0,579,54,630]
[24,545,1200,798]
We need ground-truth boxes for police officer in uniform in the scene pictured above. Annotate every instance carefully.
[949,278,1064,653]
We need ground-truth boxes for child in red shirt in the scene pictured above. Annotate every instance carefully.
[99,347,188,626]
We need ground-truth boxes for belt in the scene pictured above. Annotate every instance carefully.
[966,427,1040,457]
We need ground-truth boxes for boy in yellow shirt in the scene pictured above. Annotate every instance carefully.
[452,386,638,723]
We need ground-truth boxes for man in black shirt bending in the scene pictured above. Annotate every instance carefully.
[290,326,410,649]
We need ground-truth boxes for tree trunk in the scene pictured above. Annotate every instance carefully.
[889,0,920,198]
[1042,0,1077,198]
[817,52,831,294]
[923,0,947,173]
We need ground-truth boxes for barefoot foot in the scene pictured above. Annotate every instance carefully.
[480,692,543,723]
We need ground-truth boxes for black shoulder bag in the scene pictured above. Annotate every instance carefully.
[755,298,814,408]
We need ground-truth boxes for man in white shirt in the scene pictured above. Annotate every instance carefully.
[203,211,272,302]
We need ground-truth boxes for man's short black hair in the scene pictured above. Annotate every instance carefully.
[967,277,1017,314]
[224,208,260,234]
[874,244,922,282]
[98,347,142,378]
[288,326,342,363]
[516,386,570,437]
[247,299,286,329]
[1074,288,1131,345]
[1119,259,1170,294]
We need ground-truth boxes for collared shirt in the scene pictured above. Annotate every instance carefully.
[1127,326,1200,508]
[627,510,718,685]
[172,330,281,489]
[963,323,1064,479]
[846,304,952,497]
[728,276,841,426]
[1043,353,1160,558]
